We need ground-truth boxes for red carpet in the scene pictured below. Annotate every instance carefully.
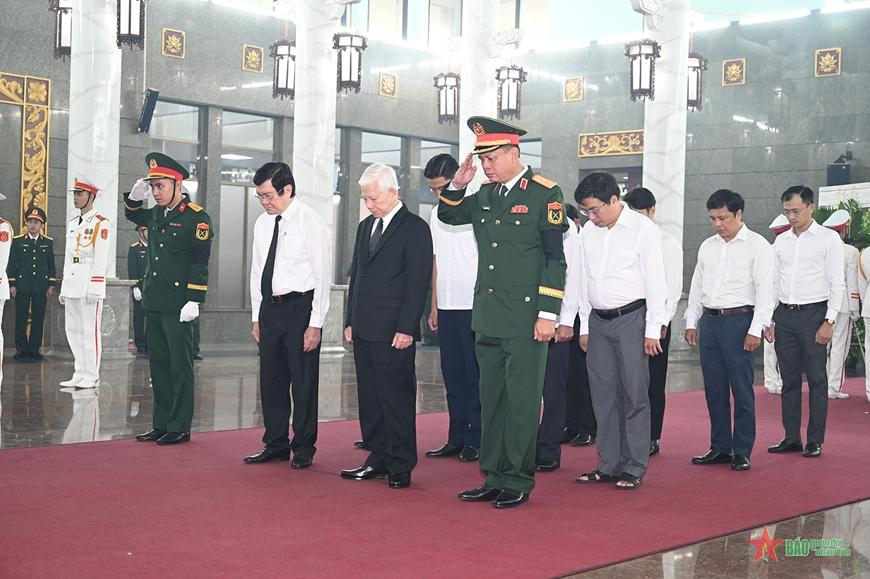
[2,379,870,579]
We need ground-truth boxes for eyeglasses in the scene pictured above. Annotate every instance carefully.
[782,205,810,218]
[578,203,607,218]
[254,190,278,203]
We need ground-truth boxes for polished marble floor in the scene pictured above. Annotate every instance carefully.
[2,344,868,578]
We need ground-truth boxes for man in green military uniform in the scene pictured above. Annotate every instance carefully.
[124,153,213,445]
[127,225,148,355]
[439,117,568,508]
[8,207,56,360]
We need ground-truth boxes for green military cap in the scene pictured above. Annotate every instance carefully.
[145,152,190,182]
[467,116,528,155]
[24,206,47,223]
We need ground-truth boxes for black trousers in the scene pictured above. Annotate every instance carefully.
[565,315,596,437]
[773,304,829,444]
[258,293,320,457]
[14,291,47,354]
[437,309,481,447]
[354,338,418,474]
[648,323,671,440]
[536,340,570,460]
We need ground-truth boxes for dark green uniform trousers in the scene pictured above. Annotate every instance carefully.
[15,292,47,354]
[132,299,147,349]
[476,335,548,493]
[147,311,195,432]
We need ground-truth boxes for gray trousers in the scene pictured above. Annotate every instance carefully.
[587,306,651,478]
[773,304,829,444]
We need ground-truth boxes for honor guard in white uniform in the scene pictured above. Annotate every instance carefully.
[0,192,12,390]
[858,245,870,402]
[822,209,859,399]
[763,215,790,394]
[59,175,111,389]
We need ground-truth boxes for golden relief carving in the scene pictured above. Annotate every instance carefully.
[563,77,584,102]
[0,74,25,104]
[26,80,47,104]
[816,48,841,77]
[162,28,185,59]
[722,59,746,86]
[379,72,397,98]
[242,45,264,73]
[578,130,644,158]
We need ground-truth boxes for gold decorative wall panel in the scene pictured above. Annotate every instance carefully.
[722,59,746,86]
[379,72,397,98]
[243,45,264,73]
[563,77,584,102]
[816,48,841,77]
[0,72,50,230]
[578,130,644,158]
[162,28,185,59]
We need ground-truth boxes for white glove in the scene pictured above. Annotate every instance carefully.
[180,301,199,323]
[133,287,142,301]
[86,294,100,304]
[129,178,152,201]
[851,311,860,322]
[58,295,66,305]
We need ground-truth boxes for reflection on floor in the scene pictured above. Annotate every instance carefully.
[2,346,867,578]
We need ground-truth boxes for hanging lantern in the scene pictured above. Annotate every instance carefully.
[625,39,660,101]
[270,40,297,100]
[687,52,708,111]
[117,0,146,50]
[496,65,527,120]
[433,72,460,125]
[54,6,73,60]
[333,32,367,94]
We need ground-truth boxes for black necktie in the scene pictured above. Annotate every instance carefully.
[261,215,281,300]
[369,218,383,253]
[78,216,82,225]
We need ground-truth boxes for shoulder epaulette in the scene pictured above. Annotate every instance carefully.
[187,202,203,212]
[131,242,140,247]
[532,175,557,189]
[481,180,493,185]
[13,234,24,239]
[96,214,108,221]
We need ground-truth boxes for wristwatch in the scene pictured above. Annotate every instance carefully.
[826,318,836,325]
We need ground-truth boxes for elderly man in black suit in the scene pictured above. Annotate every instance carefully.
[342,162,433,489]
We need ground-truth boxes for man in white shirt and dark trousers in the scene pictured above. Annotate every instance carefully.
[822,209,859,400]
[424,154,482,462]
[684,190,774,471]
[623,187,683,457]
[244,162,331,469]
[574,172,668,490]
[767,186,844,458]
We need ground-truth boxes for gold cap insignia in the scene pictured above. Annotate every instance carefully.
[473,123,485,136]
[149,159,158,169]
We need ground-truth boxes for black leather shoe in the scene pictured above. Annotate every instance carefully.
[691,449,732,465]
[803,442,822,458]
[291,454,313,469]
[244,447,290,463]
[458,484,501,502]
[135,429,166,442]
[534,457,560,472]
[493,488,529,509]
[389,472,411,488]
[13,352,27,360]
[156,432,190,445]
[768,439,803,453]
[649,440,660,457]
[459,446,480,462]
[425,442,464,458]
[353,440,364,449]
[340,465,389,480]
[570,433,596,447]
[193,354,203,360]
[560,428,579,444]
[731,454,751,471]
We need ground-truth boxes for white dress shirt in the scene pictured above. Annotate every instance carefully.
[684,223,775,337]
[371,201,403,239]
[558,225,582,327]
[429,205,477,310]
[250,198,331,327]
[660,228,684,324]
[773,220,845,320]
[578,202,669,339]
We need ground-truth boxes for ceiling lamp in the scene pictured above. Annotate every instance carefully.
[687,52,708,111]
[496,65,527,120]
[117,0,146,49]
[333,32,367,94]
[270,40,296,100]
[433,72,460,125]
[625,39,660,101]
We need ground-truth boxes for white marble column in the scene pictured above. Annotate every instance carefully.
[459,0,500,190]
[641,0,690,246]
[67,0,121,276]
[292,0,338,232]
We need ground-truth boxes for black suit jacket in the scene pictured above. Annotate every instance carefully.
[346,205,433,343]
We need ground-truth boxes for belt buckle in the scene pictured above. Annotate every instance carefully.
[787,304,798,311]
[710,308,722,316]
[271,295,283,304]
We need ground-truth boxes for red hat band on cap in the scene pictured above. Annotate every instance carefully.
[73,180,98,195]
[147,166,184,182]
[773,225,791,235]
[828,222,848,232]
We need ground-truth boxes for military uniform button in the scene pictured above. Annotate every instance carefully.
[154,257,159,261]
[489,265,494,270]
[152,272,157,276]
[161,229,165,233]
[515,221,520,225]
[492,242,497,248]
[481,218,485,223]
[173,233,177,237]
[525,297,530,302]
[159,243,164,248]
[488,288,493,294]
[175,282,179,286]
[495,220,500,225]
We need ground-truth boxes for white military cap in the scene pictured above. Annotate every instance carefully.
[769,214,790,235]
[822,209,849,232]
[70,173,99,195]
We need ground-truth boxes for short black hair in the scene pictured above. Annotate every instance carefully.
[423,153,459,180]
[253,162,296,197]
[706,189,744,215]
[781,185,813,205]
[574,171,620,205]
[565,204,579,221]
[623,187,656,211]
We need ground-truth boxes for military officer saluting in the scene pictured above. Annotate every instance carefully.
[125,153,213,445]
[128,225,149,355]
[9,207,56,360]
[440,116,568,508]
[59,174,112,389]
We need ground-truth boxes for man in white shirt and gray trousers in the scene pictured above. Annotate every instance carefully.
[766,185,844,459]
[244,162,331,469]
[684,190,774,472]
[574,172,668,490]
